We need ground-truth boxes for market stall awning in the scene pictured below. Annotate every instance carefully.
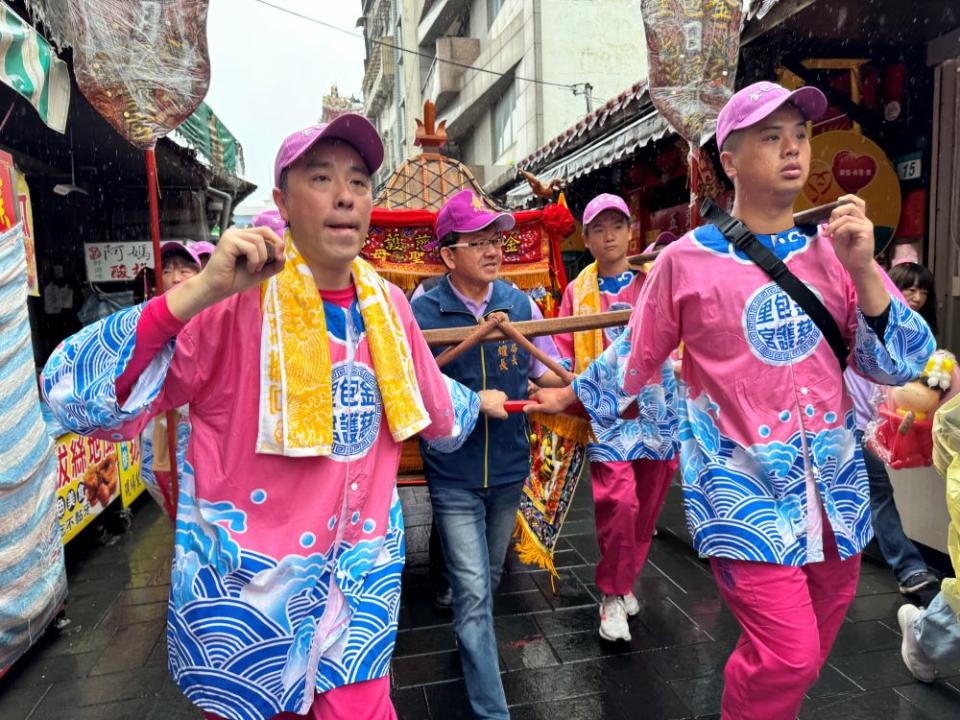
[170,101,244,179]
[0,3,68,132]
[505,109,670,207]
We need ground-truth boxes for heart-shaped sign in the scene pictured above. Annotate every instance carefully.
[832,151,877,194]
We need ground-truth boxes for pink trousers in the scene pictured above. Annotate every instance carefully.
[710,524,861,720]
[591,458,676,596]
[203,677,396,720]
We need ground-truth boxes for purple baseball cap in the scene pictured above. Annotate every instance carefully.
[716,81,828,151]
[643,233,677,254]
[582,193,630,227]
[653,231,678,248]
[191,241,216,258]
[252,209,287,236]
[160,240,201,267]
[274,113,384,187]
[431,190,515,249]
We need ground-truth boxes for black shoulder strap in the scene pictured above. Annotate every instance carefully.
[701,200,849,371]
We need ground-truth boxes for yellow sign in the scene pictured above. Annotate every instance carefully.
[794,130,901,254]
[119,436,144,508]
[55,433,142,544]
[14,173,38,297]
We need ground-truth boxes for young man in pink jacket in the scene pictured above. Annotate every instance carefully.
[529,82,934,719]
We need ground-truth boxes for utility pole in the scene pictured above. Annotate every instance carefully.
[572,83,594,114]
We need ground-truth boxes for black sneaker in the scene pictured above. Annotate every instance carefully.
[899,571,938,596]
[433,586,453,610]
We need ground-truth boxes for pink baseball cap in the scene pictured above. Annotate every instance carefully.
[191,241,216,258]
[160,240,201,267]
[431,190,515,249]
[274,113,384,187]
[252,209,287,236]
[582,193,630,227]
[716,81,828,151]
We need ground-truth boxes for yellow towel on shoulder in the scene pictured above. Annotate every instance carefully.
[257,233,430,456]
[571,262,602,373]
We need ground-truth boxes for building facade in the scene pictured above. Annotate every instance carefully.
[360,0,424,188]
[361,0,648,192]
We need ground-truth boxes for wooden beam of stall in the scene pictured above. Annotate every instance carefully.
[421,309,633,347]
[434,313,576,386]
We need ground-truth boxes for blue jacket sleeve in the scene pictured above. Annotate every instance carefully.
[41,304,174,437]
[852,298,935,385]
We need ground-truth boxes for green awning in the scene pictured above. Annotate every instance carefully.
[176,101,244,177]
[0,3,69,133]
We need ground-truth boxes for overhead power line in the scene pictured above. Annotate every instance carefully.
[250,0,607,104]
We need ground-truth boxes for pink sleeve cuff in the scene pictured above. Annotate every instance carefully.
[115,296,187,404]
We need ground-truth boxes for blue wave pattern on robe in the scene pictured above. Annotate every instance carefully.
[573,288,934,565]
[678,386,869,564]
[40,299,478,719]
[574,356,678,462]
[166,470,404,720]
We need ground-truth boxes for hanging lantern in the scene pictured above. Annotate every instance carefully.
[68,0,211,149]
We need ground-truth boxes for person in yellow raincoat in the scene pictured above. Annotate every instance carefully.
[898,391,960,681]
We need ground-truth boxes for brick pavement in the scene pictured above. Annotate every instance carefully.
[2,481,959,719]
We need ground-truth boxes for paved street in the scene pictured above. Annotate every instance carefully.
[2,480,960,719]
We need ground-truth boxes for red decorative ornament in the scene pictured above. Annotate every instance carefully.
[541,202,575,239]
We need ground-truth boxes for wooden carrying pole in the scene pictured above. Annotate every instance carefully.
[146,147,179,518]
[625,199,855,269]
[434,313,574,384]
[421,309,632,348]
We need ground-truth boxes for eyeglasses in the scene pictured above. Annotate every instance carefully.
[445,234,504,251]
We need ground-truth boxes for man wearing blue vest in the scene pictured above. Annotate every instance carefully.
[412,190,563,719]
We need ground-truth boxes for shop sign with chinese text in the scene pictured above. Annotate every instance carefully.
[55,433,142,543]
[84,241,154,282]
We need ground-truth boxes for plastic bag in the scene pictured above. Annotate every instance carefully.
[68,0,211,148]
[866,351,959,470]
[641,0,743,146]
[866,396,934,470]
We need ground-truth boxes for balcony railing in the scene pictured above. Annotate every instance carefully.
[421,36,481,111]
[362,38,396,116]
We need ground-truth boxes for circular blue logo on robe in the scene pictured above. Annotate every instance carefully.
[330,361,382,461]
[604,302,633,342]
[742,282,822,366]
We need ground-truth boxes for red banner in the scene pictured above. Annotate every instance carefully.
[362,209,550,292]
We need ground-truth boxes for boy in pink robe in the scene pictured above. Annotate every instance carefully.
[554,194,678,643]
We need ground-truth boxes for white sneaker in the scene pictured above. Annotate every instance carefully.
[599,595,631,642]
[897,604,937,683]
[621,592,640,616]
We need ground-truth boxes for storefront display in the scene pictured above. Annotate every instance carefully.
[794,129,902,253]
[54,433,143,544]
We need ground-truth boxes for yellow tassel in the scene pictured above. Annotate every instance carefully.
[371,269,427,291]
[368,266,552,293]
[528,411,594,444]
[512,514,559,579]
[498,267,553,291]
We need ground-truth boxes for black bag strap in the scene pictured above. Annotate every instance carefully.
[701,200,849,371]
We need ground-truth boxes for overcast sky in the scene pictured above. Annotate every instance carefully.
[205,0,366,206]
